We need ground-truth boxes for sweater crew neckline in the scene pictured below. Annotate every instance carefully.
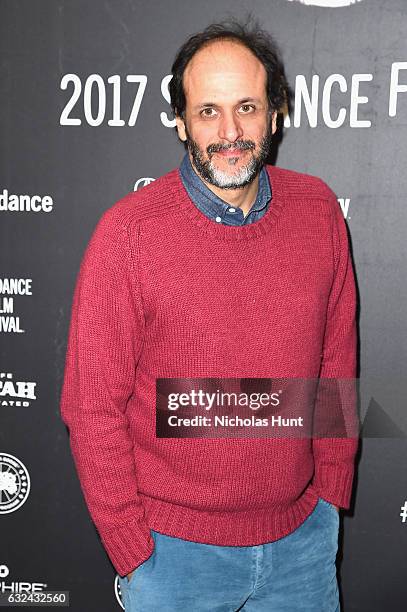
[173,163,285,241]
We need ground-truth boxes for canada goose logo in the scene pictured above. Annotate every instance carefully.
[286,0,365,6]
[0,453,31,514]
[114,575,125,609]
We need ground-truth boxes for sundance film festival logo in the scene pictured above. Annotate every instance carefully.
[0,278,33,333]
[0,453,31,514]
[0,372,37,407]
[0,189,53,213]
[60,63,407,131]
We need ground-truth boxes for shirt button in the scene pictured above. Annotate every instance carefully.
[228,207,236,213]
[215,216,222,223]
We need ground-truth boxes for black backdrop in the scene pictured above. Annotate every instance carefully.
[1,1,407,610]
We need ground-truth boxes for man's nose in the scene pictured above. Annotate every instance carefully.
[218,111,243,143]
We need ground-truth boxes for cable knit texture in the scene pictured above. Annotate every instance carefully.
[60,163,359,576]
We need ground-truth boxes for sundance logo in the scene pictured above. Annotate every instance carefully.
[287,0,364,6]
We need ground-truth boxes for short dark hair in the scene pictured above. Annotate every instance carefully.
[169,16,289,122]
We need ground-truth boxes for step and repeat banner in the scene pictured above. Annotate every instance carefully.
[1,0,407,610]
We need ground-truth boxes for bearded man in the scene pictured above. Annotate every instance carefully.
[60,18,359,612]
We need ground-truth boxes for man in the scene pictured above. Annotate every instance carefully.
[60,18,359,611]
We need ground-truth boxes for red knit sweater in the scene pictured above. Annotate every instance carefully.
[60,163,359,577]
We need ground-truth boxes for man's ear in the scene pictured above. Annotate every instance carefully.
[175,114,187,142]
[271,110,278,135]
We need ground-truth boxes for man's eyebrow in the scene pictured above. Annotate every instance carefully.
[194,97,263,110]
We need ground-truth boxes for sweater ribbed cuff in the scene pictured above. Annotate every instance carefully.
[311,461,355,510]
[99,516,155,577]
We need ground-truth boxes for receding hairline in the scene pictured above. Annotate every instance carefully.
[185,36,264,70]
[183,37,268,95]
[176,34,273,118]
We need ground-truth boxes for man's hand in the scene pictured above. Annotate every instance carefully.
[333,504,340,513]
[126,570,135,583]
[126,555,151,583]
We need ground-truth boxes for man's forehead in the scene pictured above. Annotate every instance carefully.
[185,41,265,78]
[183,43,267,103]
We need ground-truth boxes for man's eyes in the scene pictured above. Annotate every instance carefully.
[199,105,256,117]
[239,104,256,114]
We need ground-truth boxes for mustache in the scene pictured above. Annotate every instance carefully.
[207,140,255,155]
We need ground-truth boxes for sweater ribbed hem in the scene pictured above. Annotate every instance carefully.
[100,516,155,577]
[138,484,320,548]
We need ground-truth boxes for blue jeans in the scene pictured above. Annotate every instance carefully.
[118,497,340,611]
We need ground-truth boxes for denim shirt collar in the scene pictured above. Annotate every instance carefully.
[179,152,272,226]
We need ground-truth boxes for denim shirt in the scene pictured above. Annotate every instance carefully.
[179,152,272,226]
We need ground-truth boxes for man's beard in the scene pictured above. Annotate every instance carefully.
[185,122,273,190]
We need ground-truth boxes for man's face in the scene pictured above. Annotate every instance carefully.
[175,40,277,190]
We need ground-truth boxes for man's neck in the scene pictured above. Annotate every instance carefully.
[189,154,260,216]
